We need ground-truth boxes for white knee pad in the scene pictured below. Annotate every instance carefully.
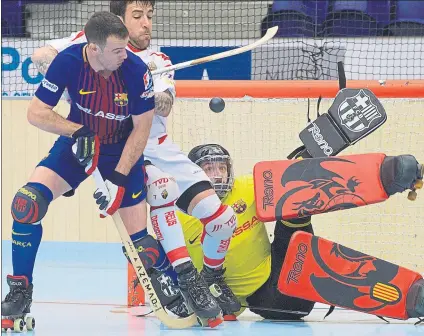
[146,164,180,207]
[203,204,237,239]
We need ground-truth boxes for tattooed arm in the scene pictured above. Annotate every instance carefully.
[31,46,58,75]
[154,90,174,117]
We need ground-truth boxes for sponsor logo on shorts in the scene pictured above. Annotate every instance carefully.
[41,78,58,92]
[132,190,143,199]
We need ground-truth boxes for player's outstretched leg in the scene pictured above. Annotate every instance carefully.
[1,276,35,332]
[200,266,241,321]
[175,261,223,327]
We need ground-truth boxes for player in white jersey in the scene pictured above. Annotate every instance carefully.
[32,1,241,320]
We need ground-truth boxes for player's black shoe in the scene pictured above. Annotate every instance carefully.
[200,266,241,320]
[1,275,35,332]
[175,261,223,326]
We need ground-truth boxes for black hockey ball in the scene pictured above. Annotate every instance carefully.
[209,97,225,113]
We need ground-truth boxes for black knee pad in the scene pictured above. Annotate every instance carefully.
[11,185,49,224]
[176,181,213,213]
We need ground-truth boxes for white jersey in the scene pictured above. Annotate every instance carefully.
[48,31,176,140]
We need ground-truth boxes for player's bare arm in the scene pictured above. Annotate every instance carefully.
[27,96,82,137]
[31,46,58,76]
[154,90,174,117]
[115,109,154,175]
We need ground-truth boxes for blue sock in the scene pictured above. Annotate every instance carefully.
[130,229,179,285]
[12,182,52,284]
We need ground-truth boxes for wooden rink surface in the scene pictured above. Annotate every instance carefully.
[2,97,424,274]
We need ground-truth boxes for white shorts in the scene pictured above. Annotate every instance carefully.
[144,136,212,195]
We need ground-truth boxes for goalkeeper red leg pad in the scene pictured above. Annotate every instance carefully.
[277,231,423,320]
[253,153,423,221]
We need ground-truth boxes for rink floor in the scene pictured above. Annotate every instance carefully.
[1,241,422,335]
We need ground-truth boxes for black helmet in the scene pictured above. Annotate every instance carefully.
[188,144,234,198]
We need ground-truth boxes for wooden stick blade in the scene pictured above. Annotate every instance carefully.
[92,169,197,329]
[151,26,278,76]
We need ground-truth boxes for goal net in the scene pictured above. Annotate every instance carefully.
[2,1,424,96]
[1,0,423,307]
[169,95,424,272]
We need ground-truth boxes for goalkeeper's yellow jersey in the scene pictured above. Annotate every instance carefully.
[177,175,271,305]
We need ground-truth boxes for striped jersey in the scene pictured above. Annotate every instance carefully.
[48,31,175,140]
[35,43,155,147]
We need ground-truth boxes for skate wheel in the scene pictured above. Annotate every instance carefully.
[223,314,237,321]
[25,316,35,331]
[207,316,223,328]
[196,316,205,327]
[13,319,24,333]
[209,283,222,298]
[408,190,417,201]
[415,180,423,190]
[1,319,14,330]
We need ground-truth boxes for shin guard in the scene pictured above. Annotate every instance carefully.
[278,231,423,320]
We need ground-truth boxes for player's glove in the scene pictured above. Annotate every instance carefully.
[71,125,99,175]
[93,170,127,218]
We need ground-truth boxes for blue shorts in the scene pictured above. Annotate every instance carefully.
[38,136,147,208]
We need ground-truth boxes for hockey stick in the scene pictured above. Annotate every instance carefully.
[91,168,197,329]
[151,26,278,76]
[241,305,309,317]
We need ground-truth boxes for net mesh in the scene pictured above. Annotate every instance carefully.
[2,1,424,96]
[2,0,424,301]
[169,97,424,273]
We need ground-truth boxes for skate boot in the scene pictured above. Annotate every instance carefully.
[407,279,424,322]
[148,268,192,318]
[200,266,241,321]
[1,275,35,332]
[381,155,423,200]
[175,261,223,327]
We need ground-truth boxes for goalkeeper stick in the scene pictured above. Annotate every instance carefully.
[91,168,197,329]
[151,26,278,76]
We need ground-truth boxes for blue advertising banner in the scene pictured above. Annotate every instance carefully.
[161,46,251,80]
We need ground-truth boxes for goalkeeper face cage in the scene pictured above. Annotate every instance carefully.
[188,144,235,199]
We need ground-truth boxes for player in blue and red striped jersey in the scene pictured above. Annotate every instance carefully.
[1,11,222,329]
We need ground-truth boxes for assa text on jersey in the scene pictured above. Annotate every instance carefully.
[232,216,259,238]
[76,102,130,121]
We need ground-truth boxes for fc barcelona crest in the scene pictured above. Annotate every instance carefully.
[337,89,381,133]
[114,93,128,107]
[232,199,247,214]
